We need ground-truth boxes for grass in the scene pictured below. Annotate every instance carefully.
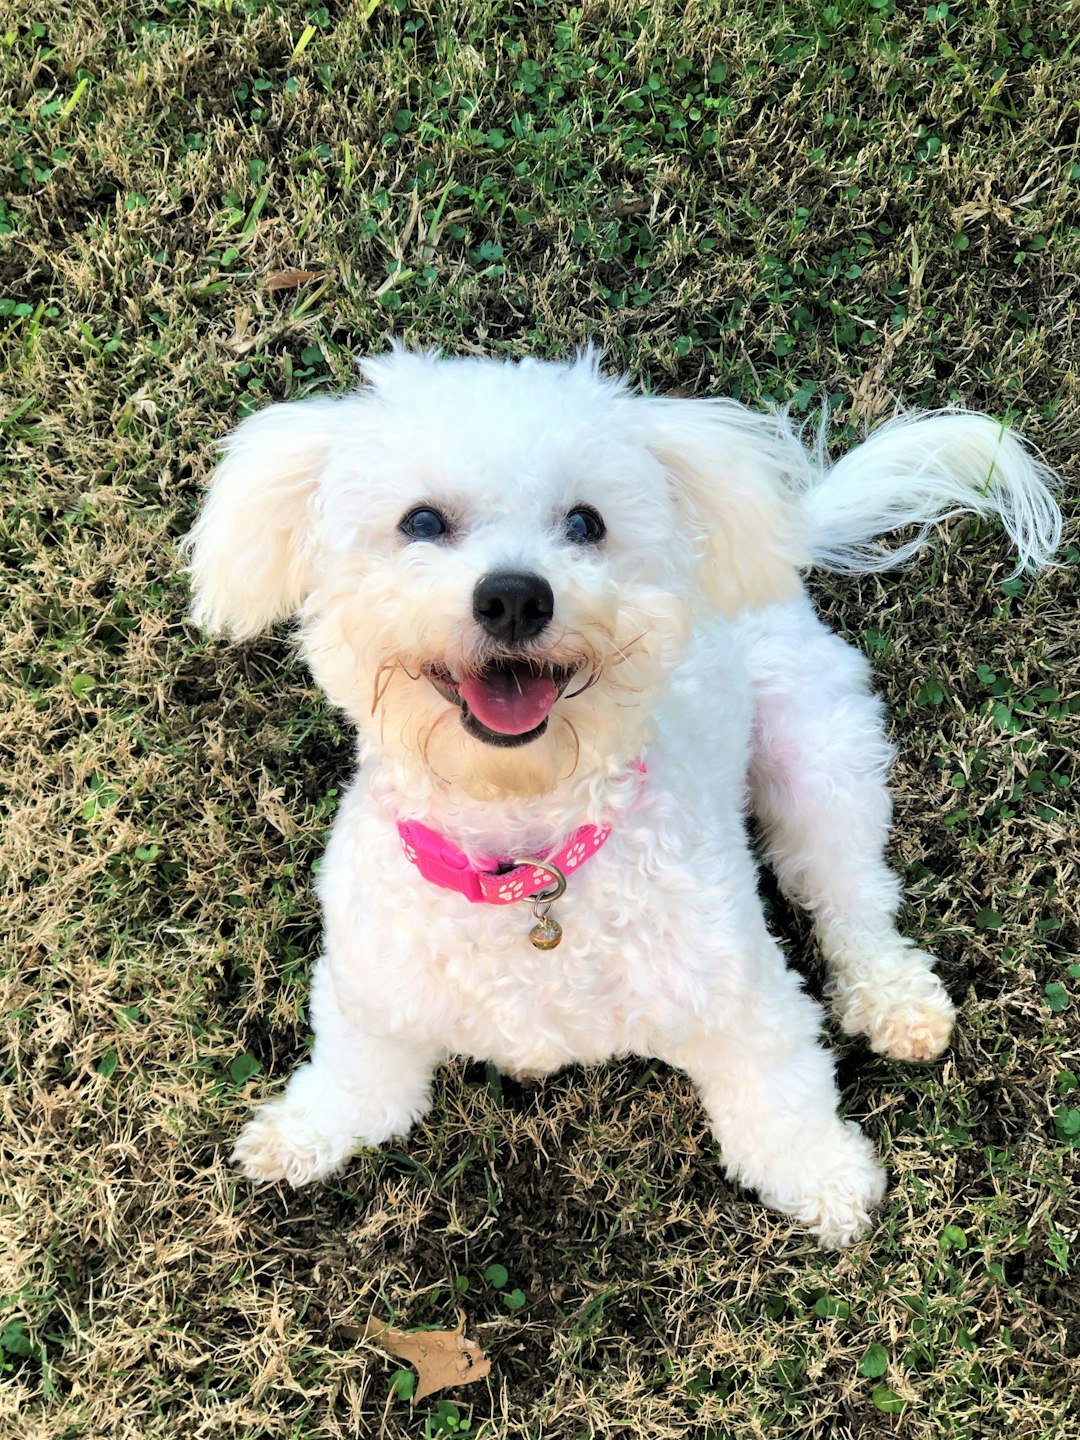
[1,0,1077,1436]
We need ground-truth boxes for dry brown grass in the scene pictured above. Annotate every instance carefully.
[2,2,1077,1437]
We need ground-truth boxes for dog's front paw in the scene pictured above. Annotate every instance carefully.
[231,1099,353,1187]
[805,1145,888,1249]
[832,948,955,1062]
[864,985,955,1062]
[800,1122,887,1248]
[758,1121,887,1249]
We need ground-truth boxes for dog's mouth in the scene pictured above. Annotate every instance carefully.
[424,659,580,747]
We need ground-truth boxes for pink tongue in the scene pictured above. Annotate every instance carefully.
[458,664,558,735]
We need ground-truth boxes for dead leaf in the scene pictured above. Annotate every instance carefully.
[613,196,649,218]
[265,268,328,292]
[361,1313,490,1401]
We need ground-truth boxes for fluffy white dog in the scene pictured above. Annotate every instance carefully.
[185,349,1060,1246]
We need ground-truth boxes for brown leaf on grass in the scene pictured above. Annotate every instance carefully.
[265,268,327,291]
[613,196,649,217]
[361,1313,491,1401]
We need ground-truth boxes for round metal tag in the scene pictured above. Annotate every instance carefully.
[528,914,563,950]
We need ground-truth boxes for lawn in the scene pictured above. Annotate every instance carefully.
[1,1,1077,1437]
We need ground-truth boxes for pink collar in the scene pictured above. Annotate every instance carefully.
[397,816,613,904]
[397,762,645,906]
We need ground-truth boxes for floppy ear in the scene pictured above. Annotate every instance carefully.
[637,397,810,615]
[183,396,342,639]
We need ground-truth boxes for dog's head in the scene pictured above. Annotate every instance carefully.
[185,349,808,800]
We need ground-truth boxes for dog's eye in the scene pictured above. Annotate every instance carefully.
[565,506,605,545]
[399,507,449,541]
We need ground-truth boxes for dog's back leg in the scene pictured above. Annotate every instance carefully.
[740,595,955,1062]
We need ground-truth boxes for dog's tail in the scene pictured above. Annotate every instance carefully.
[792,410,1062,574]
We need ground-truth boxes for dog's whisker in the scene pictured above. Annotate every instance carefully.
[598,672,646,697]
[564,666,602,700]
[556,714,581,780]
[371,658,404,717]
[604,631,647,669]
[419,708,453,783]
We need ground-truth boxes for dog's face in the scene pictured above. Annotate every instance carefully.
[186,350,808,800]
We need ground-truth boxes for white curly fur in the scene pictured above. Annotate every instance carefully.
[185,348,1060,1248]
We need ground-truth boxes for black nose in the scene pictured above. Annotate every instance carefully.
[473,571,554,644]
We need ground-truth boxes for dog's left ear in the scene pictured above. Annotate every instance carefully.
[183,396,343,640]
[637,397,809,615]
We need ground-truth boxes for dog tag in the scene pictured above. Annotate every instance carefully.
[515,856,567,951]
[529,912,563,950]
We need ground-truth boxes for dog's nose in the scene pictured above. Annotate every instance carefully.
[473,571,554,644]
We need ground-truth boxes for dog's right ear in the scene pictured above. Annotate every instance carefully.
[182,397,342,640]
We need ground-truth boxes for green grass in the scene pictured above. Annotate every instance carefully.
[1,1,1077,1437]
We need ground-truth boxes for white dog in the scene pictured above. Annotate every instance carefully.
[185,349,1060,1246]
